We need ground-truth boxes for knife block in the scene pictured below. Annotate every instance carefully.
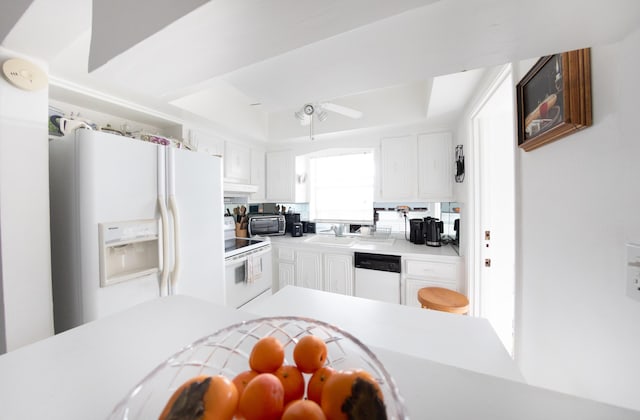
[235,224,248,238]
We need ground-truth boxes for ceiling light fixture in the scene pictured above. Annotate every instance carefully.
[294,102,362,141]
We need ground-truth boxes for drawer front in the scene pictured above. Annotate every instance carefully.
[405,259,458,280]
[278,247,295,261]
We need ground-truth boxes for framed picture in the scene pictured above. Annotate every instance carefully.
[516,48,592,151]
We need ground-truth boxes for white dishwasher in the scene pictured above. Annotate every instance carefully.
[354,252,402,304]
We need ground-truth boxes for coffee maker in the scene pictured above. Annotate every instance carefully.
[409,219,425,244]
[424,217,444,247]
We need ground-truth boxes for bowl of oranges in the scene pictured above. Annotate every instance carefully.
[108,316,407,420]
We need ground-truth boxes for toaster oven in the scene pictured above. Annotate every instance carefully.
[248,214,286,237]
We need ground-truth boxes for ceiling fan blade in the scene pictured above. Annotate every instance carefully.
[321,102,363,119]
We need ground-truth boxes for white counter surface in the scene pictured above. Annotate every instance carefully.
[0,290,638,419]
[269,233,460,259]
[245,286,521,382]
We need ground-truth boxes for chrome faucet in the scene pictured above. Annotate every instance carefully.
[330,224,346,237]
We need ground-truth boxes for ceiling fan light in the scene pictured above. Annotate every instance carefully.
[316,109,328,122]
[294,109,306,121]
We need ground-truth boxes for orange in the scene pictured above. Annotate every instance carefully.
[282,399,327,420]
[238,372,285,420]
[293,335,327,373]
[274,364,305,404]
[249,336,285,373]
[232,369,259,399]
[306,366,335,404]
[321,370,384,420]
[159,374,238,420]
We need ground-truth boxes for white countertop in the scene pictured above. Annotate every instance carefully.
[269,233,460,259]
[244,286,521,382]
[0,290,638,419]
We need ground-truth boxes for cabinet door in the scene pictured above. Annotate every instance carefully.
[296,251,323,290]
[186,127,224,156]
[278,262,295,291]
[417,132,453,201]
[266,150,295,202]
[325,253,354,296]
[380,136,417,200]
[224,141,251,183]
[405,278,459,308]
[250,147,266,201]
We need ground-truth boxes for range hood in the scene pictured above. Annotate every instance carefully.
[223,182,259,197]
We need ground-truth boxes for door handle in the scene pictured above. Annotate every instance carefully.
[485,258,492,267]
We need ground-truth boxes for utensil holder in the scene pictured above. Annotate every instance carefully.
[235,224,248,238]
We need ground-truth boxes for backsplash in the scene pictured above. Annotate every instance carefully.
[229,201,460,235]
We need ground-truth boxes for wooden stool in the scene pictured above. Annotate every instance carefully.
[418,287,469,314]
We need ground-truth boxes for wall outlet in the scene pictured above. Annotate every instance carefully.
[627,243,640,302]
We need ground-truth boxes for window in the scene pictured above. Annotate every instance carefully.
[309,151,374,223]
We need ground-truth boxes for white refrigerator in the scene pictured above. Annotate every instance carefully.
[49,129,224,332]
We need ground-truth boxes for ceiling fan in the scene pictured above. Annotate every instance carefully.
[294,102,363,126]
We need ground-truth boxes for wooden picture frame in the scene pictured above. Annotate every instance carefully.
[516,48,592,151]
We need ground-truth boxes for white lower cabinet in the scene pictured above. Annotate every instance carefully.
[272,245,354,295]
[273,242,461,305]
[402,258,462,308]
[296,250,323,290]
[278,262,295,291]
[324,253,354,296]
[275,246,296,291]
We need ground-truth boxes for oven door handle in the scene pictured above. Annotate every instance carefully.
[225,246,271,265]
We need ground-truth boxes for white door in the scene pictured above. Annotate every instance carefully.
[76,131,160,323]
[472,67,516,354]
[169,147,225,303]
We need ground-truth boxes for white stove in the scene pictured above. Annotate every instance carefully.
[224,216,270,257]
[223,216,272,308]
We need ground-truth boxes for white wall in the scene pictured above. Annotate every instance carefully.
[516,30,640,411]
[0,47,54,352]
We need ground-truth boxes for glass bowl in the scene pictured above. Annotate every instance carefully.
[108,316,408,419]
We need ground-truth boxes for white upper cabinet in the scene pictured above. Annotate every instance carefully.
[379,133,453,202]
[224,141,251,184]
[266,150,295,202]
[250,147,266,201]
[417,132,453,201]
[379,136,418,201]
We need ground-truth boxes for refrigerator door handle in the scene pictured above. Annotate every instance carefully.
[168,194,181,294]
[158,146,170,297]
[158,194,171,296]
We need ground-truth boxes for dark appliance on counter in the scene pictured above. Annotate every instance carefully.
[247,214,286,237]
[409,219,425,244]
[302,221,316,234]
[291,222,303,237]
[454,218,460,243]
[284,213,301,234]
[424,217,444,247]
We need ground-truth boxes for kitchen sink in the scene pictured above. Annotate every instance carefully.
[358,237,396,246]
[304,235,357,247]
